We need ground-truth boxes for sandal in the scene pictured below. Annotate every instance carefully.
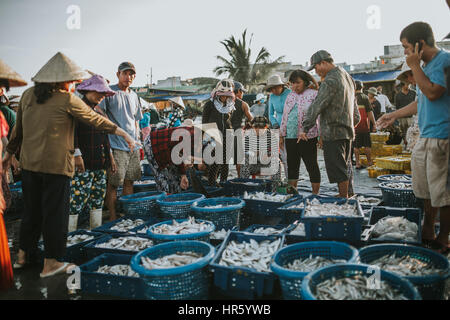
[40,262,76,278]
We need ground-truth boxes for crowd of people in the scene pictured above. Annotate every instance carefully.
[0,21,448,289]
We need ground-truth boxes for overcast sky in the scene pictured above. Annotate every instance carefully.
[1,0,449,95]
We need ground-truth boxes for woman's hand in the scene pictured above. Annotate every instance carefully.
[317,136,323,149]
[297,133,308,143]
[75,156,85,173]
[180,175,189,190]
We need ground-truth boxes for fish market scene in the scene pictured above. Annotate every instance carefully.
[1,0,450,302]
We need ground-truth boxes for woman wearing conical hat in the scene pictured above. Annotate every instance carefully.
[167,96,185,128]
[0,59,27,290]
[3,52,139,278]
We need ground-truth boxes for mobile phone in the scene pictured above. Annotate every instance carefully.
[416,41,423,52]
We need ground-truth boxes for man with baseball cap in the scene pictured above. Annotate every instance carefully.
[100,61,143,221]
[303,50,360,198]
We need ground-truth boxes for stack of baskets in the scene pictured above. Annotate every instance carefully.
[118,191,166,218]
[157,193,205,220]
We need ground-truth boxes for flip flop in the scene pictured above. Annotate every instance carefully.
[39,262,74,278]
[13,261,26,269]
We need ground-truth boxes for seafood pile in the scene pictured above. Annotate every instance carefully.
[136,226,150,234]
[152,217,213,235]
[382,175,412,182]
[210,229,228,240]
[218,238,282,272]
[355,196,380,206]
[203,205,226,209]
[110,219,145,233]
[304,199,359,218]
[95,236,154,251]
[232,181,260,186]
[383,182,413,190]
[288,223,305,236]
[134,180,155,185]
[96,265,139,277]
[250,227,285,236]
[285,255,347,272]
[314,275,408,300]
[67,234,94,246]
[287,202,304,210]
[369,253,443,276]
[372,216,418,242]
[243,191,293,202]
[140,251,202,270]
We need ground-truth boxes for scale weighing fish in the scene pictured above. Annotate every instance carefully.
[384,182,412,190]
[95,236,154,251]
[314,275,408,300]
[369,253,444,277]
[96,264,139,277]
[141,251,202,270]
[152,216,213,235]
[218,238,282,273]
[110,219,145,233]
[285,255,347,272]
[67,234,94,246]
[304,198,359,217]
[372,216,418,242]
[243,191,293,202]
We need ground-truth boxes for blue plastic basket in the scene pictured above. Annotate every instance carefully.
[146,219,215,244]
[118,191,166,217]
[131,240,215,300]
[359,244,450,300]
[157,193,205,220]
[379,182,418,208]
[129,220,157,238]
[192,198,245,231]
[224,178,270,196]
[244,224,290,236]
[209,231,284,299]
[141,163,154,177]
[284,222,307,245]
[80,253,146,299]
[367,206,422,246]
[271,241,359,300]
[84,234,155,260]
[92,216,154,235]
[276,198,306,225]
[300,196,365,242]
[377,174,412,183]
[301,263,422,300]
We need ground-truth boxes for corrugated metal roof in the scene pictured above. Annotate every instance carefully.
[352,70,402,83]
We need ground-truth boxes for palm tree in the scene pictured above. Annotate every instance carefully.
[214,29,285,91]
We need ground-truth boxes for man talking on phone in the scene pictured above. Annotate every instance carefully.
[377,22,450,255]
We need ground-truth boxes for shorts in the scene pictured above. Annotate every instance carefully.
[398,117,413,138]
[107,149,142,188]
[323,139,351,184]
[354,132,372,149]
[411,138,450,208]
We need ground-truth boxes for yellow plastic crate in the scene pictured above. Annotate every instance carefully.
[371,132,390,143]
[368,166,390,178]
[371,142,385,152]
[375,157,411,171]
[358,155,375,167]
[383,145,403,155]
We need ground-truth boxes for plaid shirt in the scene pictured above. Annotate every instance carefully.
[150,126,195,174]
[74,96,112,170]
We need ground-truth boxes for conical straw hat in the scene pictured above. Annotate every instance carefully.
[0,59,27,87]
[168,96,186,109]
[31,52,90,83]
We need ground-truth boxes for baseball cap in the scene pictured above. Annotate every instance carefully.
[118,62,136,74]
[355,80,363,91]
[233,81,247,93]
[307,50,333,71]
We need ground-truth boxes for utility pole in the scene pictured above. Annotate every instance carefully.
[150,68,153,87]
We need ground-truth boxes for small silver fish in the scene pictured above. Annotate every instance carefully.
[95,236,154,251]
[96,264,139,277]
[152,217,213,235]
[304,198,358,218]
[67,234,94,246]
[285,255,347,272]
[244,192,293,202]
[369,253,444,277]
[110,219,145,233]
[141,251,202,270]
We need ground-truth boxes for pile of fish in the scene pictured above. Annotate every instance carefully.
[134,180,155,185]
[95,236,154,251]
[372,216,418,242]
[210,229,228,240]
[288,223,305,236]
[218,238,282,273]
[140,251,202,270]
[243,191,293,202]
[96,264,139,277]
[151,217,213,235]
[383,182,413,190]
[314,275,408,300]
[369,253,443,276]
[287,202,304,210]
[203,204,226,209]
[67,234,94,246]
[285,255,347,272]
[232,181,260,186]
[110,219,145,233]
[250,227,285,236]
[355,196,380,206]
[304,198,359,218]
[383,175,412,182]
[136,226,151,234]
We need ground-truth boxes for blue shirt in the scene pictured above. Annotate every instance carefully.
[139,113,151,129]
[268,88,292,128]
[417,50,450,139]
[99,84,143,151]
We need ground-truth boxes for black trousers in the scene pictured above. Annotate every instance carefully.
[285,138,321,183]
[19,170,71,260]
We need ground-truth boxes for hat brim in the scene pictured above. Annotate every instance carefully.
[306,64,315,72]
[119,67,136,74]
[263,83,284,92]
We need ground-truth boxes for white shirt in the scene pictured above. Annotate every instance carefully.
[375,94,391,113]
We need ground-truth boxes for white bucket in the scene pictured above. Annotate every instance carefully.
[68,214,79,233]
[90,208,103,230]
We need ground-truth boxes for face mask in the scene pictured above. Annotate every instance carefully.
[68,83,76,93]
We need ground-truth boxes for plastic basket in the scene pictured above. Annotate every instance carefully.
[118,191,166,217]
[351,194,383,211]
[84,234,155,260]
[146,219,215,244]
[133,179,157,193]
[276,198,306,225]
[209,231,284,299]
[370,132,390,143]
[367,207,422,245]
[131,240,215,300]
[376,157,411,171]
[379,182,417,208]
[358,244,450,300]
[301,263,421,300]
[192,198,245,231]
[284,222,307,245]
[80,253,146,299]
[157,193,205,220]
[376,174,412,184]
[92,216,155,235]
[271,241,359,300]
[244,224,290,236]
[224,178,270,196]
[300,196,365,242]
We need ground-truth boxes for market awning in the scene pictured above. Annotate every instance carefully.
[146,93,211,103]
[352,70,402,83]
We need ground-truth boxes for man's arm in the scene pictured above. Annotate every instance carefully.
[302,80,336,133]
[377,100,418,129]
[242,101,253,123]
